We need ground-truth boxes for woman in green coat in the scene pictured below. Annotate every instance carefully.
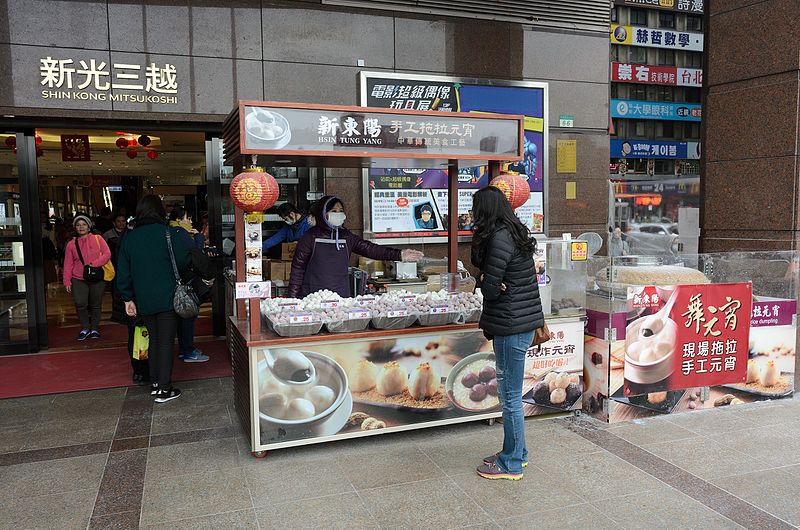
[117,195,190,403]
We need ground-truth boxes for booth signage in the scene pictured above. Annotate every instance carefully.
[614,0,704,13]
[611,100,701,121]
[611,63,702,87]
[610,25,704,52]
[240,103,523,161]
[611,139,701,160]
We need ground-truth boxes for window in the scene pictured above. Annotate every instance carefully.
[658,12,676,29]
[686,15,702,31]
[686,87,701,103]
[630,47,648,64]
[685,122,700,139]
[630,84,647,100]
[657,86,674,101]
[611,7,618,22]
[656,121,674,138]
[610,45,621,62]
[610,83,619,98]
[630,7,648,25]
[655,160,672,174]
[658,49,675,66]
[634,120,647,137]
[686,52,703,68]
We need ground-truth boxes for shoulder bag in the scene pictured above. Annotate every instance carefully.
[74,237,104,283]
[166,228,200,319]
[95,235,116,281]
[532,322,554,347]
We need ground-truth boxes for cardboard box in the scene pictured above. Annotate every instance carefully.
[270,261,286,283]
[281,242,297,261]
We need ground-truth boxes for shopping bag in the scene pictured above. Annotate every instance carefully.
[102,260,116,281]
[133,325,149,360]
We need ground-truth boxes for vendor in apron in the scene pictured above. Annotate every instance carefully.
[288,195,423,298]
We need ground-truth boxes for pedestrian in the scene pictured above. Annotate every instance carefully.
[470,186,545,481]
[63,214,111,341]
[609,227,630,257]
[168,205,209,363]
[94,206,114,235]
[262,202,313,252]
[117,195,191,403]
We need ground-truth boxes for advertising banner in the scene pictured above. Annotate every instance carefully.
[623,283,752,396]
[614,0,704,13]
[611,62,703,87]
[611,99,701,121]
[362,74,546,237]
[611,25,704,52]
[611,139,701,159]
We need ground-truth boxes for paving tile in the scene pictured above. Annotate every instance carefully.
[256,493,377,530]
[415,430,506,476]
[535,450,663,501]
[21,414,119,451]
[591,482,745,530]
[145,437,241,481]
[662,408,758,435]
[454,468,584,519]
[339,445,446,491]
[496,503,619,530]
[0,441,110,466]
[643,437,774,480]
[0,453,107,500]
[151,403,231,435]
[712,469,800,527]
[89,510,140,530]
[359,477,490,530]
[111,436,149,452]
[143,509,258,530]
[524,423,606,461]
[140,469,252,526]
[0,488,97,530]
[150,426,238,448]
[452,522,501,530]
[708,426,800,468]
[0,423,32,453]
[114,414,152,439]
[726,401,799,427]
[607,418,698,446]
[93,449,147,517]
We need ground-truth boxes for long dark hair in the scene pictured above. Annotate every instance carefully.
[134,195,166,225]
[470,186,536,269]
[168,204,190,222]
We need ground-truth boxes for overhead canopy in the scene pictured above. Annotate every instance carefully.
[223,100,524,169]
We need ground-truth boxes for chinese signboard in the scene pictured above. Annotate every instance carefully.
[611,99,701,121]
[611,140,701,159]
[611,63,703,87]
[624,283,752,396]
[240,104,522,160]
[611,25,704,52]
[39,56,179,105]
[361,73,547,238]
[614,0,704,13]
[60,134,91,162]
[751,300,796,327]
[556,140,577,173]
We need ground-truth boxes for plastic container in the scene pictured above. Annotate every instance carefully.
[325,318,371,333]
[371,314,418,330]
[463,308,482,323]
[417,312,461,327]
[267,315,323,337]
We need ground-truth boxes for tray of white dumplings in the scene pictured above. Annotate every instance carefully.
[346,358,452,412]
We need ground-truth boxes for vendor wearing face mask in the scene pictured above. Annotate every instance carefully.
[262,202,313,251]
[289,196,423,298]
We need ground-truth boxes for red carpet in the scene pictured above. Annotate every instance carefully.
[0,339,232,399]
[46,317,215,349]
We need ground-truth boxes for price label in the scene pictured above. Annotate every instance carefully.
[400,295,418,303]
[429,306,449,315]
[279,302,299,311]
[348,310,371,320]
[356,296,376,307]
[321,300,339,309]
[387,310,408,318]
[288,313,313,324]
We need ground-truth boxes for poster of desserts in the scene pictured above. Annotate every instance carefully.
[255,321,584,447]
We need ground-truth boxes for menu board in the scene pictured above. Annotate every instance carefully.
[362,74,547,238]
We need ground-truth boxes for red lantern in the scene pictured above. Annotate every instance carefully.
[5,136,15,148]
[127,139,137,147]
[35,135,42,145]
[126,149,138,159]
[147,150,158,160]
[229,168,279,212]
[115,138,128,149]
[490,173,530,209]
[138,135,151,147]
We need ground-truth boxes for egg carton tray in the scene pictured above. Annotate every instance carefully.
[417,312,462,327]
[463,309,482,323]
[324,317,372,333]
[371,314,419,330]
[267,317,323,338]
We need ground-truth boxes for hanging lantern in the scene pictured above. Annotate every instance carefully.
[490,173,530,209]
[127,138,138,147]
[126,149,138,159]
[115,138,128,149]
[138,135,151,147]
[12,147,17,155]
[36,147,44,158]
[229,167,279,212]
[5,136,16,148]
[35,135,42,145]
[147,150,158,160]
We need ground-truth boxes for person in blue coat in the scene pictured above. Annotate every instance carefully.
[262,203,313,251]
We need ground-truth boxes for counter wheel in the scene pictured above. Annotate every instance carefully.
[251,450,268,459]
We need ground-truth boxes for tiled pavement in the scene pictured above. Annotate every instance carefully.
[2,378,800,529]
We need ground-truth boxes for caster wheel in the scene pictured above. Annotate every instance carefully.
[251,451,267,459]
[487,418,496,426]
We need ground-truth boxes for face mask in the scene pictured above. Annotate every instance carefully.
[327,212,346,227]
[284,218,295,226]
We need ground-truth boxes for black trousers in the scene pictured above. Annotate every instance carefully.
[141,311,178,387]
[71,278,105,331]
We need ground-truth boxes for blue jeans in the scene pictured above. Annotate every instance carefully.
[493,330,534,474]
[177,316,197,356]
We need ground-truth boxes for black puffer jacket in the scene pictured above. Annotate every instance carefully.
[477,226,544,339]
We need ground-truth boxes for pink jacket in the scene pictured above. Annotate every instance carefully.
[63,235,111,285]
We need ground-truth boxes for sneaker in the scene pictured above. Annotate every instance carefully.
[150,383,159,395]
[77,329,90,341]
[88,330,100,340]
[178,348,202,360]
[154,387,182,403]
[183,349,209,363]
[476,462,523,481]
[483,452,528,468]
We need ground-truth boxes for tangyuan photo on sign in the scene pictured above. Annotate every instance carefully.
[245,107,292,149]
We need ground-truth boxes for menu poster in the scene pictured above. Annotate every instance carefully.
[244,212,264,282]
[623,283,752,396]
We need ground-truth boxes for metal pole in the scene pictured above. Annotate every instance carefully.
[447,160,459,273]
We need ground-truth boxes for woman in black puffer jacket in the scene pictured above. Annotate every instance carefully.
[471,186,545,481]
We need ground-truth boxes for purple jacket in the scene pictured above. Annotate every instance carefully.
[288,195,401,298]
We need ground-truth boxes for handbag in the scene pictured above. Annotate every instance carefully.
[133,325,149,360]
[532,322,553,347]
[74,237,104,283]
[96,236,116,281]
[166,229,200,319]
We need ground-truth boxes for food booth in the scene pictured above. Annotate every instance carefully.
[223,101,588,457]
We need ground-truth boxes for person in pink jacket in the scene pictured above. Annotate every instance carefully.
[63,214,111,341]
